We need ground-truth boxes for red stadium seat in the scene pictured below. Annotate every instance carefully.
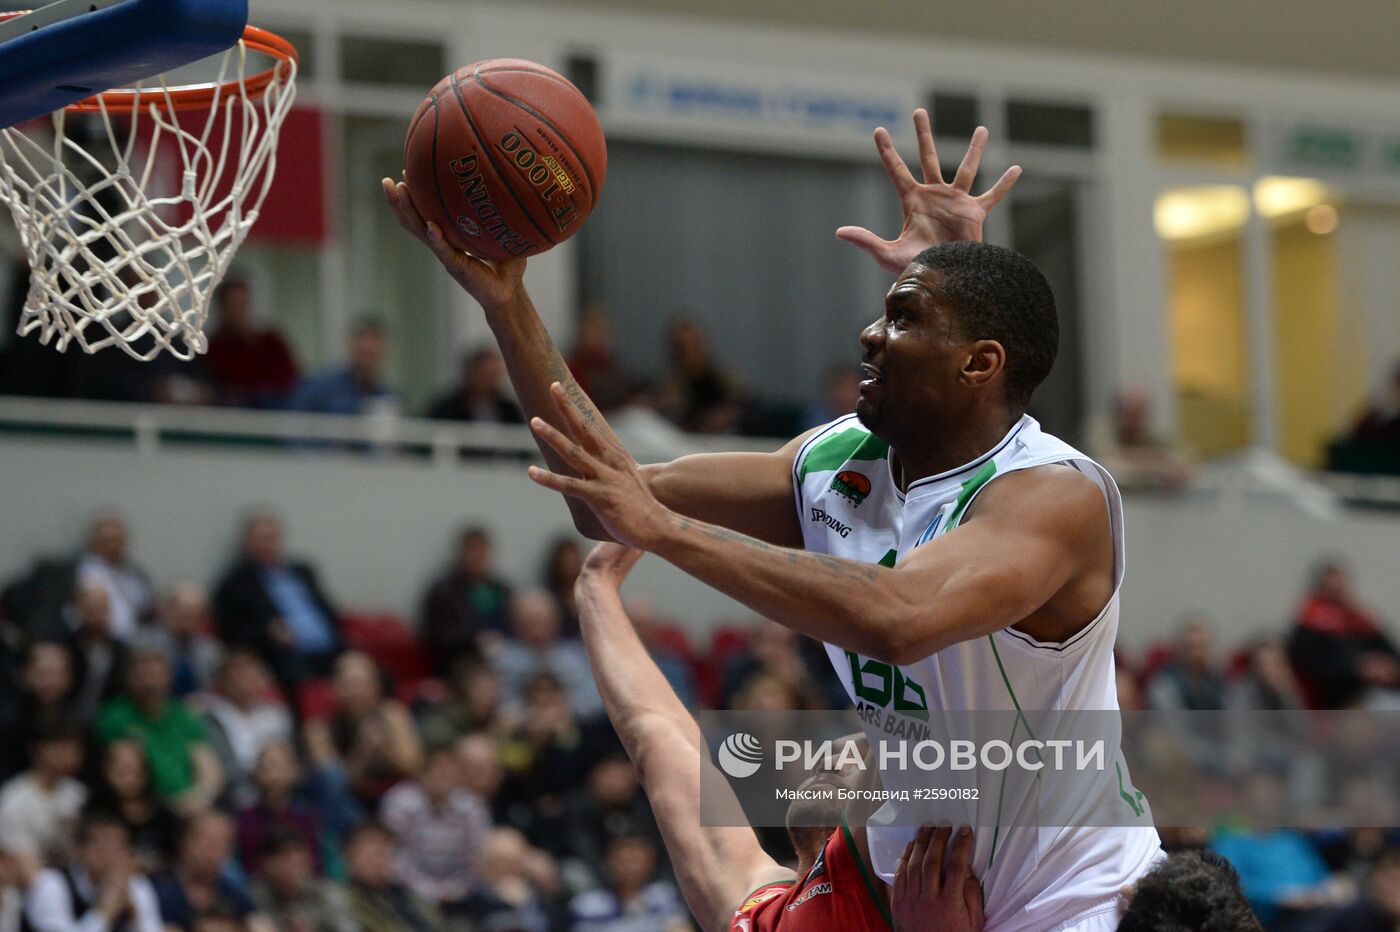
[1137,642,1176,689]
[341,612,434,697]
[703,625,754,708]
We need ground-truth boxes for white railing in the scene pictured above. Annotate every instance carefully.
[3,397,1399,508]
[0,395,779,466]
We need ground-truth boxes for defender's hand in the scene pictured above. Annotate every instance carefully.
[837,110,1021,273]
[893,825,984,931]
[527,383,672,549]
[579,542,645,588]
[381,176,526,312]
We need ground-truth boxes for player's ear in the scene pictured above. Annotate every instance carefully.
[961,339,1005,390]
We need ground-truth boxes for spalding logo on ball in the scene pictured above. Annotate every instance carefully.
[718,732,765,779]
[404,58,607,261]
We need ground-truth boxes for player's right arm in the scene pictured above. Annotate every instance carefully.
[574,543,795,932]
[384,176,811,546]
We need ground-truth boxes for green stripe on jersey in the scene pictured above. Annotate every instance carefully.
[947,460,997,529]
[798,428,890,480]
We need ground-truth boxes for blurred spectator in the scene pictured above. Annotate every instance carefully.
[455,734,509,827]
[236,741,351,878]
[74,514,154,641]
[247,828,348,932]
[203,280,300,408]
[151,812,258,930]
[620,597,698,709]
[149,582,222,698]
[1211,772,1351,929]
[541,535,583,635]
[2,513,151,639]
[292,319,396,417]
[1349,362,1400,446]
[235,741,316,874]
[567,834,689,932]
[1225,640,1308,776]
[1091,386,1193,492]
[491,591,601,719]
[23,812,163,932]
[418,526,512,675]
[1228,640,1306,712]
[214,511,343,693]
[729,670,804,711]
[0,842,38,932]
[656,316,743,434]
[560,756,660,871]
[497,674,615,839]
[802,362,862,428]
[721,619,823,710]
[1319,846,1400,931]
[200,650,293,796]
[418,660,518,749]
[339,821,440,931]
[85,740,180,872]
[380,745,490,911]
[1147,614,1227,712]
[0,720,87,864]
[458,828,558,932]
[568,308,630,413]
[303,651,422,806]
[96,645,224,814]
[1287,559,1400,708]
[427,347,522,424]
[1144,617,1228,775]
[0,640,81,781]
[66,582,129,720]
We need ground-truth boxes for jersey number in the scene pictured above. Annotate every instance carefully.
[845,651,929,719]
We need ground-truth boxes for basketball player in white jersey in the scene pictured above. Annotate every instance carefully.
[384,111,1162,931]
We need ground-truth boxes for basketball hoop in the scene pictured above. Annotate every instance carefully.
[0,15,297,360]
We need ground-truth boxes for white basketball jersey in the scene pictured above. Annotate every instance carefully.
[793,413,1162,932]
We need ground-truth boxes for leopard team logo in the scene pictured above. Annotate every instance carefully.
[831,470,872,506]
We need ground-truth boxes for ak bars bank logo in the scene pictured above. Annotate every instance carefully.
[716,732,1109,779]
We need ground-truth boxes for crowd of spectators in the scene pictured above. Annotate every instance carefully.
[1113,558,1400,932]
[1,511,845,931]
[0,510,1397,930]
[0,278,806,439]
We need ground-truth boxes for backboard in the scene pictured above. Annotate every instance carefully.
[0,0,246,128]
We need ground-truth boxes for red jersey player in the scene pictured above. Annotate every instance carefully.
[574,542,982,931]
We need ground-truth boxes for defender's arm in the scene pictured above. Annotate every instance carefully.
[574,544,794,932]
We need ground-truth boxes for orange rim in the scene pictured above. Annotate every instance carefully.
[0,15,296,114]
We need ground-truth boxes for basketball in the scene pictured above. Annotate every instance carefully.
[403,59,607,262]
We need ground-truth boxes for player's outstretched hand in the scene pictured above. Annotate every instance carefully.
[837,110,1021,273]
[527,382,671,548]
[579,542,645,589]
[381,175,526,312]
[892,825,984,932]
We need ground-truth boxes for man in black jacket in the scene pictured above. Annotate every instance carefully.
[213,511,342,697]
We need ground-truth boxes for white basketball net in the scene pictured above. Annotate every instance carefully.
[0,39,297,360]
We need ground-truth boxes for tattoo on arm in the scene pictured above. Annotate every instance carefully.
[678,518,880,581]
[545,352,600,429]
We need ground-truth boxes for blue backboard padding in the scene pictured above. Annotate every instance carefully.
[0,0,248,129]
